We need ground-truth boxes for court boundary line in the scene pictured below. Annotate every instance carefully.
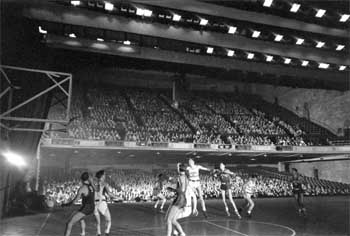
[35,213,51,236]
[133,219,296,236]
[205,220,249,236]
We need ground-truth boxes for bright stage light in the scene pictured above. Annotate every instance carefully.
[123,40,131,45]
[97,38,104,42]
[3,151,26,167]
[69,33,76,38]
[290,3,300,13]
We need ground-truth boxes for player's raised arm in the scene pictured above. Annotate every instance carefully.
[198,165,211,172]
[62,185,84,207]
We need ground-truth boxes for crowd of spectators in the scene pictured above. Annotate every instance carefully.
[47,87,309,146]
[43,167,350,206]
[125,89,193,143]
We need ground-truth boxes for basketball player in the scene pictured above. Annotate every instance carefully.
[187,158,210,218]
[94,170,118,236]
[291,168,306,216]
[153,173,168,213]
[62,172,95,236]
[213,163,241,218]
[166,163,188,236]
[239,174,257,218]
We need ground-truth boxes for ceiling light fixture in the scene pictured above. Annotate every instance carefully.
[228,26,237,34]
[336,44,345,51]
[315,9,326,18]
[227,50,234,57]
[339,14,350,22]
[296,38,304,45]
[290,3,301,13]
[263,0,273,7]
[274,34,283,42]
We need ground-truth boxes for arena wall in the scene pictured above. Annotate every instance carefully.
[287,159,350,184]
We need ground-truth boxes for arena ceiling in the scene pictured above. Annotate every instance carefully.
[1,0,349,90]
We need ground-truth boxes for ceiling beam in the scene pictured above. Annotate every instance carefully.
[24,6,350,66]
[131,0,349,38]
[45,34,347,82]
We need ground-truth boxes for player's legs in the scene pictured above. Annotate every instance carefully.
[154,197,160,209]
[167,206,185,236]
[103,208,112,235]
[227,190,241,218]
[64,212,86,236]
[196,184,207,213]
[79,219,86,236]
[94,210,102,235]
[246,195,254,216]
[221,190,230,216]
[160,195,166,212]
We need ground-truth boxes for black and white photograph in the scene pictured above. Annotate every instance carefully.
[0,0,349,235]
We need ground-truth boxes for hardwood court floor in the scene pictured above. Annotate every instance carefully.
[1,196,349,236]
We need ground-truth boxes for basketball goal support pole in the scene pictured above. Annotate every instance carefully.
[35,141,41,192]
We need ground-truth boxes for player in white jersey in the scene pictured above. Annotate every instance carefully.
[239,174,257,218]
[187,158,211,218]
[94,170,117,236]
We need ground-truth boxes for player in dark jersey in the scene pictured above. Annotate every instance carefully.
[153,173,168,213]
[165,163,188,236]
[291,168,306,216]
[62,172,95,236]
[213,163,241,218]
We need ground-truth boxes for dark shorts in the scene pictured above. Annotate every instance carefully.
[78,203,95,215]
[220,183,232,191]
[173,192,186,209]
[293,189,304,195]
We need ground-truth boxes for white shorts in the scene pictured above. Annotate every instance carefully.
[178,188,195,219]
[243,193,252,199]
[94,201,108,215]
[188,180,201,191]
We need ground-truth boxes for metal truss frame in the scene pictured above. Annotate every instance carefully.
[0,65,73,191]
[0,65,72,133]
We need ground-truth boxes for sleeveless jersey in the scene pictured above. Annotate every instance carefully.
[292,176,303,191]
[187,165,201,181]
[95,182,108,201]
[81,183,95,206]
[244,180,255,194]
[218,170,231,185]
